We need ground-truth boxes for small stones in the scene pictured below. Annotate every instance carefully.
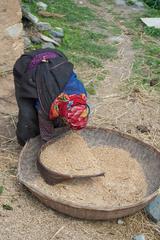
[36,2,48,11]
[24,36,32,48]
[108,36,124,43]
[22,7,39,24]
[21,5,64,49]
[136,125,150,134]
[36,22,52,31]
[42,42,55,49]
[5,23,23,38]
[115,0,127,6]
[30,36,42,44]
[117,219,124,225]
[40,34,60,46]
[145,196,160,223]
[115,0,144,9]
[132,234,145,240]
[52,37,62,44]
[127,129,132,134]
[50,27,64,38]
[132,0,144,8]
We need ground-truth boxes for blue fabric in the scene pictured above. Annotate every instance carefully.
[34,72,87,111]
[34,99,40,111]
[64,72,87,96]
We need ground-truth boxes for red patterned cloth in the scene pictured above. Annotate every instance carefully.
[49,93,89,130]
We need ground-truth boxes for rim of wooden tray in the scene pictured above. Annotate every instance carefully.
[18,126,160,212]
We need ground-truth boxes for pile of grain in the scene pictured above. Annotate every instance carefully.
[50,146,148,207]
[40,132,102,177]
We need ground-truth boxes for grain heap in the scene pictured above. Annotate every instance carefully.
[39,131,148,207]
[51,146,147,207]
[40,131,103,177]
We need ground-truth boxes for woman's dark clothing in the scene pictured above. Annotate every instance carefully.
[13,48,73,145]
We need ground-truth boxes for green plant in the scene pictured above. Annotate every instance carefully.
[86,81,96,95]
[0,186,4,194]
[143,0,160,9]
[88,0,102,6]
[144,26,160,37]
[2,204,13,210]
[126,0,135,6]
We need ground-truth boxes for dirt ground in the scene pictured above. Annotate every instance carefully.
[0,1,160,240]
[0,0,23,115]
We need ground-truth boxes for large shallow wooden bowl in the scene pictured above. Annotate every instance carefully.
[17,127,160,220]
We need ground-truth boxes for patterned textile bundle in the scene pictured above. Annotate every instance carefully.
[49,93,89,129]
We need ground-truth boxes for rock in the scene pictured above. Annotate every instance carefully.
[5,23,23,38]
[117,219,124,225]
[50,27,64,38]
[132,234,145,240]
[136,125,150,133]
[40,34,60,46]
[115,0,127,6]
[141,18,160,29]
[22,6,39,24]
[108,36,124,43]
[30,36,42,44]
[22,17,33,29]
[42,42,55,49]
[132,0,144,8]
[127,129,132,134]
[52,37,62,44]
[36,2,48,11]
[145,196,160,223]
[24,36,32,48]
[36,21,52,31]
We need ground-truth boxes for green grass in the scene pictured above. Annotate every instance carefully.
[26,43,42,52]
[144,26,160,37]
[85,70,107,95]
[132,37,144,50]
[68,54,103,68]
[22,0,118,90]
[23,0,160,94]
[23,0,96,24]
[86,81,96,95]
[0,186,4,195]
[2,204,13,211]
[126,0,135,6]
[127,37,160,90]
[115,3,160,92]
[143,0,160,10]
[88,0,103,6]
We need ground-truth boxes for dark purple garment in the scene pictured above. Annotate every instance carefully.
[28,52,58,70]
[13,48,73,145]
[38,111,55,142]
[28,51,60,141]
